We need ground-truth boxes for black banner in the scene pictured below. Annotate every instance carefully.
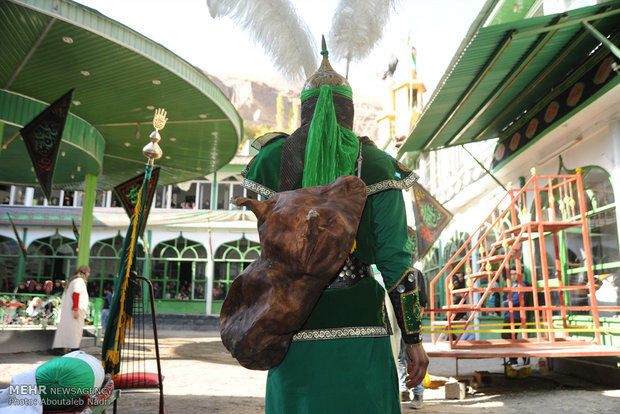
[20,89,74,201]
[411,182,453,260]
[113,167,160,237]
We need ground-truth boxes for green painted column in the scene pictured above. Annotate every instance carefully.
[143,230,152,279]
[14,228,27,287]
[77,174,97,267]
[211,171,217,206]
[0,122,4,154]
[559,231,570,305]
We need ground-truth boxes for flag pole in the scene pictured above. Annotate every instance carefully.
[1,130,21,150]
[102,108,166,376]
[461,144,507,192]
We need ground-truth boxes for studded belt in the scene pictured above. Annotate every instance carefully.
[327,255,373,289]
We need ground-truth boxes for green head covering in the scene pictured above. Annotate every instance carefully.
[299,37,359,188]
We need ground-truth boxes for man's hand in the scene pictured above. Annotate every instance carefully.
[73,310,79,320]
[405,343,429,388]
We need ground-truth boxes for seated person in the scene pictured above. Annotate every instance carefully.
[502,266,531,365]
[16,282,28,294]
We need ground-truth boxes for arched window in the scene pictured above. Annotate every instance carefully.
[212,237,260,302]
[89,234,145,298]
[564,167,619,314]
[24,232,78,285]
[151,236,208,300]
[444,231,471,273]
[422,246,442,309]
[0,236,20,292]
[528,166,619,315]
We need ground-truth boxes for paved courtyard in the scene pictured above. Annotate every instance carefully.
[1,330,619,413]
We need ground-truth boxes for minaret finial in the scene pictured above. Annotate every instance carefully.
[321,35,326,51]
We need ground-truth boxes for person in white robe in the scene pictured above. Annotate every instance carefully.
[52,266,90,351]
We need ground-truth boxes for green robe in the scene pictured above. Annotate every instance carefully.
[243,137,418,414]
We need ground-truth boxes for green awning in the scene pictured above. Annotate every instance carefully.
[0,0,243,189]
[398,1,620,155]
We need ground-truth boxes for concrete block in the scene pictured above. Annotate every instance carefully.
[445,380,466,400]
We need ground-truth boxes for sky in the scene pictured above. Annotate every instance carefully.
[74,0,487,102]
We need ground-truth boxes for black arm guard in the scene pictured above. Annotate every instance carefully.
[388,268,425,344]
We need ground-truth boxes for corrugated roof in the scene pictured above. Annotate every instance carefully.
[398,1,620,155]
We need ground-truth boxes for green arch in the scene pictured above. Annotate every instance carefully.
[212,237,260,303]
[0,235,20,292]
[151,235,208,300]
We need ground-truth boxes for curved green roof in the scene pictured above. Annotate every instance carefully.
[0,0,243,189]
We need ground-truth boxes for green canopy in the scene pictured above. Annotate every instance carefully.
[398,1,620,156]
[0,0,243,190]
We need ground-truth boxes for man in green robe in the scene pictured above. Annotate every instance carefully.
[241,40,428,413]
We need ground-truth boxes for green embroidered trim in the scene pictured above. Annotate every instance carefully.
[241,156,419,199]
[366,169,419,195]
[401,289,423,335]
[292,326,389,342]
[241,177,275,199]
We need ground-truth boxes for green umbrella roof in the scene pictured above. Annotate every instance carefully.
[398,1,620,155]
[0,0,243,189]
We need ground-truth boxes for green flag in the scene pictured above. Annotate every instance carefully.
[102,165,153,376]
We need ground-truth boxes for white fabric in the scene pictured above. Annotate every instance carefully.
[0,369,43,414]
[62,351,105,389]
[52,277,89,349]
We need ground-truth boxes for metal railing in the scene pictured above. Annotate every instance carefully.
[427,173,620,348]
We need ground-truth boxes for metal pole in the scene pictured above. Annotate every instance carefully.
[582,21,620,60]
[461,144,508,191]
[14,228,27,288]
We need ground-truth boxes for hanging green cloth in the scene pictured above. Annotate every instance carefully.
[300,85,359,188]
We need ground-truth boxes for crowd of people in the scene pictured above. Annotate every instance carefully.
[1,279,65,326]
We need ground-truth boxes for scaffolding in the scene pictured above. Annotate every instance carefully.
[425,173,620,359]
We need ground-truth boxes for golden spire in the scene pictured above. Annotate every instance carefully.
[143,108,166,165]
[302,35,349,91]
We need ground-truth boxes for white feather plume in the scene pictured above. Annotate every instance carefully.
[206,0,236,18]
[205,0,317,82]
[328,0,397,62]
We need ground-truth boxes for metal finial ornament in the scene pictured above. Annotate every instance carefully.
[152,108,168,131]
[303,35,349,91]
[143,108,166,165]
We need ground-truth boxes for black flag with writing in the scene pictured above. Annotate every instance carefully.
[20,89,74,201]
[113,167,160,237]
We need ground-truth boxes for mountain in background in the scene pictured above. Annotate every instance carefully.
[208,73,382,139]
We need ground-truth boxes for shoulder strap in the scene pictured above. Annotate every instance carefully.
[251,132,289,150]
